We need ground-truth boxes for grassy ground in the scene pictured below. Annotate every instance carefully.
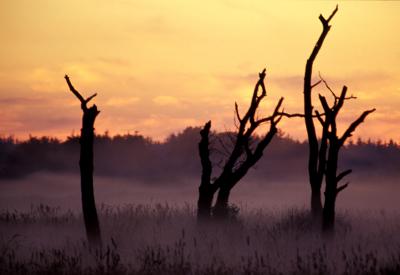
[1,203,400,274]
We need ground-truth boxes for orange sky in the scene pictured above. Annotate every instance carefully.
[0,1,399,141]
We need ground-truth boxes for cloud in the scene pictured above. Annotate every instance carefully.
[216,71,396,90]
[153,96,181,106]
[105,97,140,107]
[132,115,200,140]
[22,63,104,95]
[1,65,399,142]
[96,57,131,67]
[0,97,42,105]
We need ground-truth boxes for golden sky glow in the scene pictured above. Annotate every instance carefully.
[0,1,399,141]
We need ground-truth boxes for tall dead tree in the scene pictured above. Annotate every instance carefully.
[65,75,102,245]
[303,5,338,218]
[198,69,284,220]
[316,85,375,232]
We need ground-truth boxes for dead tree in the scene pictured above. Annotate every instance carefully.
[65,75,102,245]
[197,120,215,220]
[198,69,284,220]
[303,5,338,218]
[315,84,375,232]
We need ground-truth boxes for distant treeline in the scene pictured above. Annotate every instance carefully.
[0,127,399,183]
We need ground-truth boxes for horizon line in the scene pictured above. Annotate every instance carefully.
[1,127,398,145]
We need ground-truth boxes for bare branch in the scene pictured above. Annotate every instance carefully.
[279,112,306,118]
[336,169,352,183]
[326,4,339,23]
[236,69,267,136]
[257,69,267,98]
[273,97,284,116]
[234,102,242,123]
[319,73,357,102]
[319,72,337,99]
[252,122,278,160]
[334,86,348,114]
[85,93,98,104]
[277,111,325,119]
[319,5,338,27]
[336,182,349,194]
[318,95,331,114]
[251,98,284,127]
[311,80,322,89]
[255,115,273,125]
[248,69,267,126]
[251,69,267,106]
[315,110,325,126]
[346,95,357,100]
[273,112,284,126]
[339,108,376,146]
[65,75,85,104]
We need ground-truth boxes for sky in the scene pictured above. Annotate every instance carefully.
[0,1,399,142]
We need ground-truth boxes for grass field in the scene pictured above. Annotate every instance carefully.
[1,203,400,274]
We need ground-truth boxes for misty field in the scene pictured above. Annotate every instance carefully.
[1,202,400,275]
[1,174,400,274]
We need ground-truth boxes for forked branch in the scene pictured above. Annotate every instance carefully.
[65,75,97,110]
[319,4,338,27]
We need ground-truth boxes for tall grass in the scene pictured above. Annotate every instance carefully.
[1,204,399,274]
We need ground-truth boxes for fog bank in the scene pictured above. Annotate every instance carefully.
[0,172,398,213]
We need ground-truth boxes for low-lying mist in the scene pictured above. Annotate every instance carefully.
[0,172,399,213]
[1,128,399,212]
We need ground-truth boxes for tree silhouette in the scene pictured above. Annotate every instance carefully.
[301,5,375,231]
[65,75,102,245]
[197,120,214,220]
[316,83,375,233]
[303,6,338,218]
[198,69,284,220]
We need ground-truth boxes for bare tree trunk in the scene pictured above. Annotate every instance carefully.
[311,187,323,218]
[197,185,215,220]
[213,185,231,219]
[197,121,218,220]
[80,110,101,245]
[322,144,338,233]
[65,75,102,246]
[303,6,338,219]
[322,191,336,233]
